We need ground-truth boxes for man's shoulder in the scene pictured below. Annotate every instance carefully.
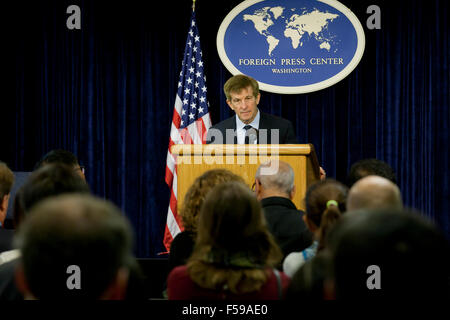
[262,198,305,222]
[209,115,235,131]
[259,112,298,143]
[207,116,236,144]
[260,111,291,123]
[261,196,299,211]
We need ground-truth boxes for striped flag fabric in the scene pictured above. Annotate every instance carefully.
[164,10,211,251]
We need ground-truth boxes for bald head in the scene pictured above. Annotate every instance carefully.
[255,160,295,200]
[346,175,402,211]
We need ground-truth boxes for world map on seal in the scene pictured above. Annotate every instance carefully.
[243,6,340,56]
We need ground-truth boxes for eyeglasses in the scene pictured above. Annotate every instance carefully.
[251,182,256,192]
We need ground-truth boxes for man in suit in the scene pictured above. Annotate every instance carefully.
[206,74,327,178]
[254,160,313,260]
[206,74,298,145]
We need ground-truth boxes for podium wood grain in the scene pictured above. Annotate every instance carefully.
[171,144,320,212]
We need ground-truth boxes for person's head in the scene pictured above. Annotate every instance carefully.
[0,161,14,225]
[254,160,295,201]
[14,194,134,300]
[180,169,245,233]
[326,209,449,299]
[224,74,261,124]
[304,179,348,251]
[346,175,402,212]
[195,181,278,257]
[347,158,396,187]
[187,181,282,293]
[15,163,90,226]
[35,149,85,181]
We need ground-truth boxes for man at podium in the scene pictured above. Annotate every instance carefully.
[206,74,298,145]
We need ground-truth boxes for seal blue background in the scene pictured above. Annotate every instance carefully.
[223,0,359,86]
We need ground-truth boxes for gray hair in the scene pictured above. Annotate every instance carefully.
[255,160,294,195]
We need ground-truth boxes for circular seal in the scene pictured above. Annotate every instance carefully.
[217,0,365,94]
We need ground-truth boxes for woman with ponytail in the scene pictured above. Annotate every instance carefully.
[283,179,348,277]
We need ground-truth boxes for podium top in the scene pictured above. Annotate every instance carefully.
[171,144,315,156]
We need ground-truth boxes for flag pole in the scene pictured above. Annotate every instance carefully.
[192,0,196,12]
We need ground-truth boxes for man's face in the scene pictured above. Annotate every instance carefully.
[227,86,260,124]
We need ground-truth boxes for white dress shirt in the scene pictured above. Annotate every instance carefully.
[235,110,260,144]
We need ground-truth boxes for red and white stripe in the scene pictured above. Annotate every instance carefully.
[164,95,211,251]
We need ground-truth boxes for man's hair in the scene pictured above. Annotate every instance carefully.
[180,169,245,233]
[187,181,282,294]
[19,163,90,215]
[15,194,133,299]
[224,74,260,101]
[0,161,14,199]
[347,158,396,187]
[34,149,80,170]
[327,209,449,299]
[255,160,294,195]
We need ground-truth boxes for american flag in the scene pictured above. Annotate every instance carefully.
[164,10,211,251]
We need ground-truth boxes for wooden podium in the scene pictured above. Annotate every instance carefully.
[171,144,320,211]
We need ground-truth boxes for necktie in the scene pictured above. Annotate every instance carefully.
[243,125,258,144]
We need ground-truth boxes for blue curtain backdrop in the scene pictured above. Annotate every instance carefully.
[2,0,448,257]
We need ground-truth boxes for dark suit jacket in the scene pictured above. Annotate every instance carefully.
[261,197,313,259]
[0,229,14,253]
[0,259,22,301]
[206,112,298,144]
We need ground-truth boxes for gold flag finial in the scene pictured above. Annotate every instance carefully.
[192,0,196,12]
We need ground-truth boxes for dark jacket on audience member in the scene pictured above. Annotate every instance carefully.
[0,257,147,300]
[0,259,23,301]
[0,229,14,253]
[261,197,313,259]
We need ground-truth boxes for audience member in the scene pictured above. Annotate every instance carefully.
[326,209,449,299]
[14,194,134,299]
[346,175,402,212]
[34,149,86,181]
[13,163,90,228]
[283,179,347,277]
[167,181,289,300]
[1,163,146,300]
[0,162,14,252]
[346,158,396,187]
[254,160,312,260]
[168,169,245,272]
[0,163,90,299]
